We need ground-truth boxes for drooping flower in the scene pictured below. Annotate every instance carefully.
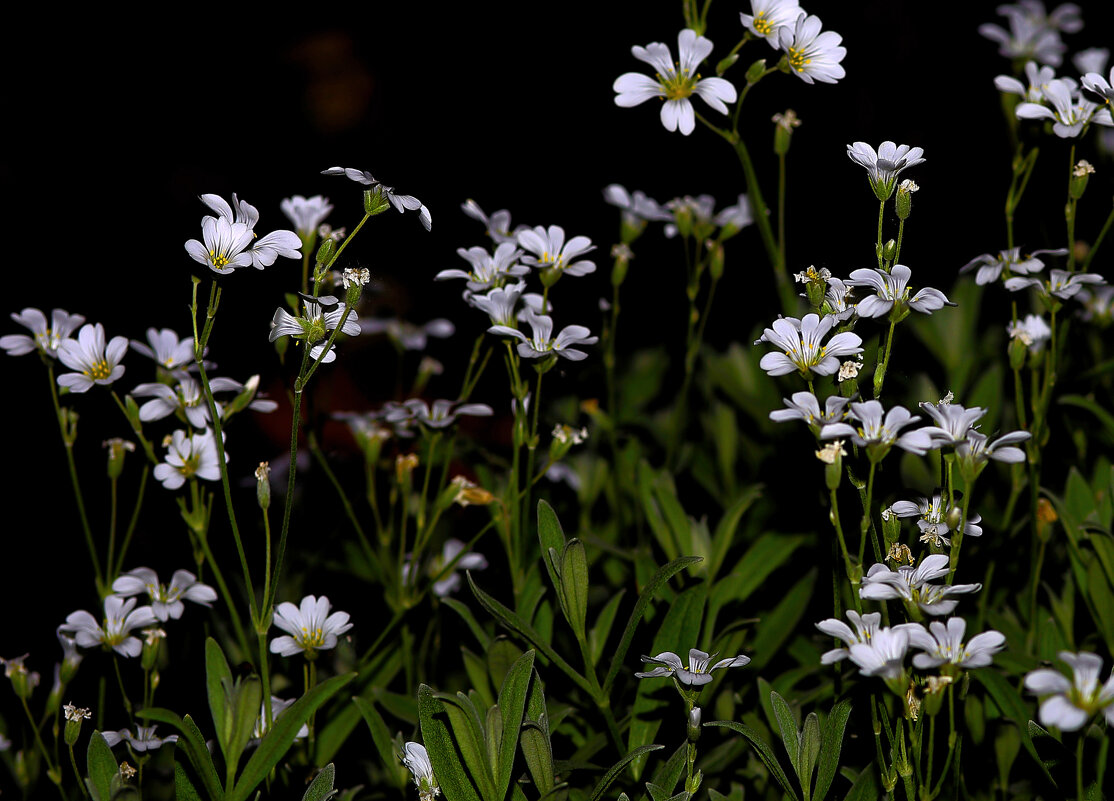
[959,246,1066,285]
[488,309,598,361]
[1024,651,1114,731]
[1005,268,1107,300]
[904,618,1006,669]
[754,313,863,378]
[777,14,847,85]
[889,494,983,547]
[516,225,596,277]
[102,726,178,751]
[382,399,494,429]
[820,400,936,457]
[270,595,353,658]
[321,167,431,231]
[461,199,522,244]
[1,308,85,359]
[1015,78,1114,137]
[270,295,361,364]
[613,29,738,135]
[435,242,528,290]
[815,610,882,664]
[994,61,1060,103]
[111,568,217,621]
[847,265,954,318]
[740,0,804,48]
[846,142,925,200]
[402,742,440,801]
[769,391,851,434]
[467,281,528,327]
[59,596,157,658]
[56,323,128,393]
[635,648,750,686]
[281,194,334,239]
[153,429,225,490]
[602,184,673,226]
[860,555,981,616]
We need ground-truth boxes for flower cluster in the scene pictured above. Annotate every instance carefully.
[184,193,301,275]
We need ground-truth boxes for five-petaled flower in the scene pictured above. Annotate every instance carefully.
[154,428,225,490]
[860,554,982,616]
[904,618,1006,669]
[815,610,882,665]
[1015,78,1114,137]
[436,242,529,290]
[111,567,217,621]
[846,142,926,200]
[959,246,1066,285]
[270,595,353,658]
[322,167,432,231]
[489,309,598,361]
[516,225,597,277]
[185,194,301,274]
[889,493,983,547]
[847,265,954,319]
[102,726,178,751]
[740,0,804,48]
[755,313,863,378]
[613,29,738,135]
[281,194,334,240]
[1,307,85,359]
[1024,651,1114,731]
[635,648,750,686]
[777,14,847,85]
[56,323,128,393]
[59,596,158,658]
[270,295,361,364]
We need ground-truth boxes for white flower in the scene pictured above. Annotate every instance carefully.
[846,626,910,679]
[847,265,954,318]
[1005,268,1107,299]
[602,184,673,225]
[402,742,440,801]
[815,610,882,664]
[1008,314,1052,352]
[1,308,85,358]
[361,317,454,350]
[154,429,225,490]
[270,295,361,364]
[281,194,334,239]
[1078,285,1114,323]
[815,440,846,464]
[846,142,925,200]
[59,596,157,658]
[714,194,754,232]
[321,167,431,231]
[252,696,309,741]
[1082,68,1114,107]
[436,242,529,290]
[467,281,528,327]
[382,399,494,429]
[860,555,981,616]
[129,327,197,373]
[489,309,598,361]
[978,4,1073,66]
[754,313,863,378]
[959,246,1066,285]
[955,429,1030,469]
[1015,78,1114,137]
[403,539,489,597]
[516,225,596,277]
[56,323,128,393]
[823,277,857,323]
[769,391,850,434]
[111,567,217,621]
[131,376,237,427]
[918,401,988,446]
[102,726,178,751]
[905,618,1006,669]
[777,14,847,85]
[1025,651,1114,731]
[461,199,522,244]
[270,595,353,657]
[889,493,983,547]
[994,61,1061,103]
[635,648,750,686]
[821,400,936,456]
[740,0,804,48]
[64,703,92,722]
[613,29,737,135]
[185,194,301,273]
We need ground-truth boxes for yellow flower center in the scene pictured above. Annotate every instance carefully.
[787,47,812,71]
[85,359,112,380]
[754,13,774,35]
[209,250,230,269]
[300,625,326,648]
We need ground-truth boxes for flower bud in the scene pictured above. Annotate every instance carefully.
[1036,498,1057,543]
[687,706,702,742]
[816,440,845,489]
[2,656,40,700]
[363,187,391,216]
[715,53,738,76]
[771,110,800,156]
[1070,160,1094,200]
[141,628,166,672]
[610,244,632,287]
[255,462,271,510]
[343,267,371,306]
[1007,334,1029,370]
[549,424,588,462]
[895,180,918,220]
[708,242,725,280]
[882,239,897,262]
[945,504,963,534]
[63,704,91,746]
[396,453,419,484]
[745,58,767,83]
[315,237,336,266]
[103,438,135,480]
[881,506,901,546]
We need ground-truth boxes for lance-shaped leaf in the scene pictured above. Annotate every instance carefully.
[798,713,821,801]
[813,699,851,801]
[561,539,589,641]
[86,731,117,801]
[137,709,223,800]
[495,650,535,799]
[519,668,554,796]
[302,764,337,801]
[588,745,664,801]
[771,691,801,780]
[440,692,497,801]
[418,684,483,801]
[353,697,407,790]
[705,720,799,801]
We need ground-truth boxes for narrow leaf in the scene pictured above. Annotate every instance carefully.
[302,763,337,801]
[205,638,233,761]
[86,731,117,801]
[443,597,494,650]
[770,692,801,781]
[589,590,626,668]
[353,696,406,790]
[587,745,664,801]
[442,697,498,801]
[799,713,821,801]
[705,720,800,801]
[520,668,554,796]
[972,670,1057,789]
[174,757,204,801]
[537,500,567,597]
[495,650,536,800]
[814,699,851,801]
[137,709,223,800]
[561,539,589,641]
[418,684,484,801]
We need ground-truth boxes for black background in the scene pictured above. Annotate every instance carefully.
[2,0,1112,749]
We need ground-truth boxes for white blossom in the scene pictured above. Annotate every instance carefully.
[59,596,157,658]
[111,568,217,621]
[1,308,85,359]
[754,313,863,378]
[777,14,846,85]
[1024,651,1114,731]
[904,618,1006,669]
[270,595,353,657]
[636,648,750,686]
[56,323,128,393]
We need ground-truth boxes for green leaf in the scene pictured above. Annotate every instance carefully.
[441,694,498,801]
[443,598,494,651]
[495,651,535,800]
[707,486,763,583]
[705,720,799,801]
[353,696,406,790]
[519,668,554,796]
[302,764,337,801]
[467,573,595,697]
[1059,394,1114,440]
[644,782,671,801]
[1085,558,1114,651]
[138,709,223,800]
[205,638,233,762]
[1090,533,1114,592]
[174,757,204,801]
[589,590,626,668]
[747,571,816,671]
[971,670,1056,789]
[418,684,484,801]
[708,533,807,617]
[315,646,404,765]
[602,556,704,696]
[647,743,688,798]
[228,672,356,801]
[537,500,568,598]
[86,731,117,801]
[561,539,589,641]
[814,699,851,801]
[770,692,801,781]
[463,648,497,710]
[840,763,880,801]
[587,745,664,801]
[798,713,821,801]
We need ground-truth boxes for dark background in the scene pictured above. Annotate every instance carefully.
[2,0,1112,741]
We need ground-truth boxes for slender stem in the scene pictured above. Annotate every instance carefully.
[21,697,64,798]
[69,742,89,798]
[859,460,878,566]
[893,218,906,266]
[113,655,134,722]
[1076,735,1085,801]
[874,320,897,399]
[308,431,376,568]
[1082,204,1114,272]
[189,484,252,659]
[778,151,787,273]
[876,201,886,268]
[107,475,118,584]
[115,465,149,577]
[830,487,860,610]
[1065,143,1077,272]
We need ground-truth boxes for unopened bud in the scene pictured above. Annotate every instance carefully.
[141,628,166,671]
[1070,160,1094,199]
[709,242,725,280]
[745,58,767,83]
[255,462,271,510]
[396,453,420,483]
[103,438,135,480]
[882,239,897,262]
[772,109,800,156]
[882,506,901,546]
[687,706,702,742]
[1036,498,1057,542]
[715,53,739,76]
[896,180,918,220]
[315,237,336,266]
[2,656,40,700]
[63,704,91,746]
[610,244,632,286]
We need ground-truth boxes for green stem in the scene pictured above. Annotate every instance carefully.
[876,200,886,268]
[115,465,149,577]
[308,431,376,569]
[69,742,89,798]
[1065,143,1077,272]
[894,217,906,266]
[1082,203,1114,272]
[107,475,118,584]
[873,320,897,399]
[778,151,787,273]
[189,483,252,659]
[1076,734,1085,801]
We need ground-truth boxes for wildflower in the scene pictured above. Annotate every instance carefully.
[402,742,441,801]
[889,494,982,547]
[425,539,489,596]
[467,281,528,327]
[955,429,1030,472]
[918,401,988,446]
[1005,268,1107,300]
[959,247,1066,285]
[823,277,857,322]
[270,294,361,364]
[994,61,1059,103]
[1008,314,1052,351]
[1015,78,1114,137]
[754,313,863,378]
[838,359,862,382]
[436,242,529,290]
[602,184,673,225]
[111,568,217,621]
[1078,285,1114,323]
[129,327,197,373]
[978,5,1070,66]
[1082,68,1114,106]
[635,648,750,686]
[461,199,521,244]
[846,142,925,200]
[281,194,334,239]
[846,626,911,680]
[1024,651,1114,731]
[847,265,954,318]
[270,595,353,658]
[131,375,248,427]
[64,703,92,722]
[489,309,598,361]
[815,610,882,664]
[1,655,40,698]
[361,317,454,350]
[56,323,128,393]
[740,0,804,48]
[252,696,309,741]
[516,225,596,277]
[821,400,936,457]
[664,194,718,239]
[714,194,754,233]
[861,555,981,616]
[815,440,846,464]
[59,596,157,658]
[1,308,85,358]
[382,399,494,429]
[613,29,738,136]
[552,424,588,445]
[119,762,137,780]
[769,391,850,434]
[186,194,301,273]
[777,14,847,85]
[102,726,178,751]
[321,167,431,231]
[904,618,1006,669]
[154,428,224,490]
